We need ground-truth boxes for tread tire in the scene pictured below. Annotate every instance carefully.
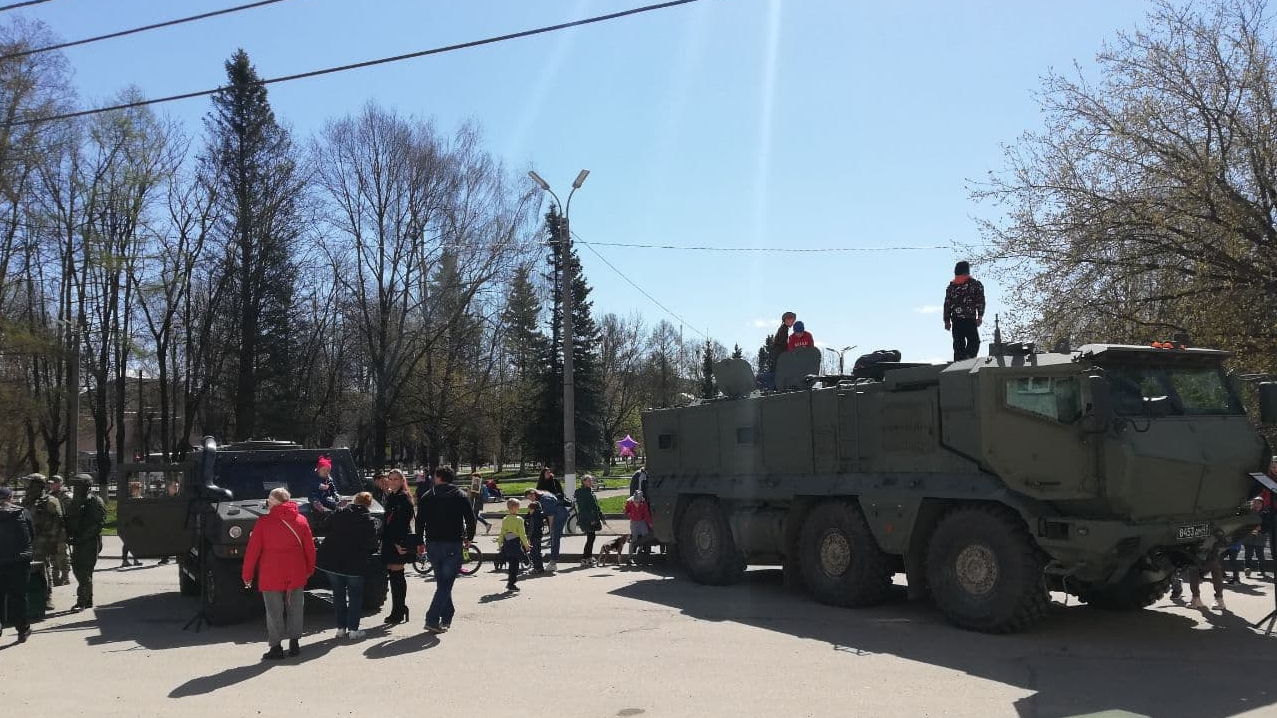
[799,501,894,607]
[676,498,745,585]
[925,504,1048,633]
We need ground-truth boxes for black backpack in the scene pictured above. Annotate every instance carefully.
[852,349,902,376]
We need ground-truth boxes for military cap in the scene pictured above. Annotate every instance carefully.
[27,473,47,485]
[50,474,64,484]
[69,474,94,486]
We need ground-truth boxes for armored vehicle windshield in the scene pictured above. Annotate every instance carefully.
[1096,354,1243,417]
[211,455,361,501]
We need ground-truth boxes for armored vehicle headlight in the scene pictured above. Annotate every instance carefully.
[228,525,243,539]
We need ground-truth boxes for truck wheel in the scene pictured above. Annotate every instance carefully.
[203,557,261,626]
[925,505,1048,633]
[676,498,745,585]
[178,559,199,596]
[799,501,893,607]
[1076,568,1173,610]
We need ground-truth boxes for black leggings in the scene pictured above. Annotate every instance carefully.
[507,560,518,586]
[583,532,596,559]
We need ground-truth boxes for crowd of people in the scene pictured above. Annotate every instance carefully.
[233,460,655,660]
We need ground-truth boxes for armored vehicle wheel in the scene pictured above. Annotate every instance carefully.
[1076,566,1173,610]
[925,505,1048,633]
[676,498,745,585]
[798,501,893,607]
[178,559,199,596]
[203,556,261,626]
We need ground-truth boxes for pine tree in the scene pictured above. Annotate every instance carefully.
[531,208,605,467]
[202,49,304,440]
[700,340,716,398]
[732,343,744,360]
[501,264,546,467]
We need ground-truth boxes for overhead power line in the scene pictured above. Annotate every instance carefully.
[574,231,709,341]
[0,0,295,62]
[575,240,950,252]
[0,0,57,13]
[4,0,706,128]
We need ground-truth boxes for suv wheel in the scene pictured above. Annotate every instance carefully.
[203,556,261,626]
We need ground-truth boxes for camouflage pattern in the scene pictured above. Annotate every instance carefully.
[21,474,63,610]
[47,476,71,584]
[68,477,106,608]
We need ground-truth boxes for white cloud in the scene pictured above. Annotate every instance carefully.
[912,305,942,314]
[750,318,773,328]
[815,341,829,348]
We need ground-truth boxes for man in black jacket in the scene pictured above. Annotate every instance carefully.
[0,485,34,643]
[415,467,476,633]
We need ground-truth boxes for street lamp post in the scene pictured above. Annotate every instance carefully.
[823,345,858,375]
[528,168,589,498]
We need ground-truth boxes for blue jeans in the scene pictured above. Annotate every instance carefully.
[549,512,568,561]
[324,571,365,631]
[425,542,463,626]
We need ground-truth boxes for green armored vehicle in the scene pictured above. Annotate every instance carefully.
[641,343,1276,632]
[117,438,387,625]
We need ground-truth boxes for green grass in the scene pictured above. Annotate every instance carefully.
[598,495,628,514]
[104,498,118,536]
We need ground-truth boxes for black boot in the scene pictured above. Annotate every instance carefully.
[288,638,300,657]
[384,570,407,624]
[262,644,285,660]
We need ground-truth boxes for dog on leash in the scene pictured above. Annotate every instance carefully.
[596,535,629,565]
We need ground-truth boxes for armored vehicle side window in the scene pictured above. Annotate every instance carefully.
[1005,377,1082,423]
[735,426,755,445]
[658,433,676,450]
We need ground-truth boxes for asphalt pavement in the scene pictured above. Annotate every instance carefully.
[7,556,1277,717]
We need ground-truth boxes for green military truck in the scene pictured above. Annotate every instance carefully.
[641,343,1276,633]
[117,438,387,625]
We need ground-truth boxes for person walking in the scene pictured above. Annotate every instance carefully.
[468,473,492,534]
[575,475,604,566]
[46,475,71,586]
[943,261,986,361]
[241,488,316,660]
[316,491,378,640]
[497,498,531,592]
[0,486,33,643]
[415,467,477,633]
[21,474,62,612]
[380,469,415,625]
[66,475,106,612]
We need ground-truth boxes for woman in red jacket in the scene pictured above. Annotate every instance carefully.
[242,487,316,660]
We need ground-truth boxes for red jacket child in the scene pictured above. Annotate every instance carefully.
[242,499,316,592]
[787,320,815,351]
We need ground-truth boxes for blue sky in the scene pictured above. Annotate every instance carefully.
[16,0,1152,365]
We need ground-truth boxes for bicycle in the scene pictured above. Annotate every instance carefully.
[412,544,484,576]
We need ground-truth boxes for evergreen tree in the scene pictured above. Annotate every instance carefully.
[502,264,546,466]
[700,340,716,398]
[531,208,605,467]
[732,343,744,360]
[202,49,304,439]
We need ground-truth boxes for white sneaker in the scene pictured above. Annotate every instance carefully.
[546,561,556,572]
[336,628,347,639]
[348,630,365,640]
[1214,596,1228,612]
[1189,597,1207,609]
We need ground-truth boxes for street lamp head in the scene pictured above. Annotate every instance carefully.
[572,169,590,189]
[527,170,551,191]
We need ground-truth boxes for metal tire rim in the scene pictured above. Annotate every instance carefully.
[693,517,717,559]
[819,530,852,577]
[955,543,999,596]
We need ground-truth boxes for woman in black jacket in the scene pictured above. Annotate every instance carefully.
[315,492,378,639]
[381,469,415,624]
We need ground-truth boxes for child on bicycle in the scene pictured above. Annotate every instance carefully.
[498,498,531,592]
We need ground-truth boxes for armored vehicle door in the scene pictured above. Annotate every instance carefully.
[981,371,1100,499]
[116,463,194,558]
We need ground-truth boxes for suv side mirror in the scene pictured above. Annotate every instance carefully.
[1260,383,1277,426]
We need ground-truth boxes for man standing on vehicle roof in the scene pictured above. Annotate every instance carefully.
[943,261,986,361]
[67,474,106,612]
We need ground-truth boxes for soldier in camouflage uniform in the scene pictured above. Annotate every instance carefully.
[20,474,62,611]
[47,475,71,586]
[67,475,106,611]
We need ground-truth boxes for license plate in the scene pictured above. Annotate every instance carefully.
[1176,523,1210,542]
